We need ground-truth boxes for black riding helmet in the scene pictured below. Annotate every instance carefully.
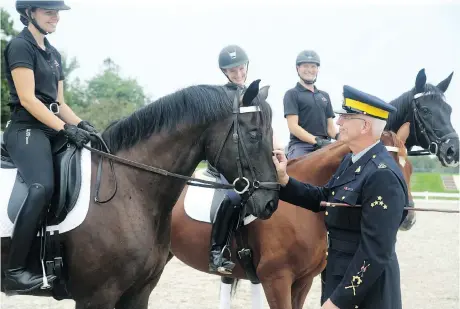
[218,45,249,84]
[16,0,70,35]
[296,50,320,85]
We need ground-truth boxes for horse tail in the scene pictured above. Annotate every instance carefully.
[221,277,239,296]
[231,278,239,296]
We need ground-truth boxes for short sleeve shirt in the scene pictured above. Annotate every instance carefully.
[283,82,334,143]
[4,27,64,108]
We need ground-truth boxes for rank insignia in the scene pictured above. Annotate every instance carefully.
[345,261,371,296]
[378,163,387,169]
[370,196,388,209]
[355,166,361,173]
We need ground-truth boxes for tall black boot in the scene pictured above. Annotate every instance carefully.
[3,183,56,293]
[209,195,239,275]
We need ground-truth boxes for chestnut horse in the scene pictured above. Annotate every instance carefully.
[169,126,412,309]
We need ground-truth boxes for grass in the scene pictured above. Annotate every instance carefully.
[410,173,459,193]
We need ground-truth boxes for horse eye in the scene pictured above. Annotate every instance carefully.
[249,130,260,140]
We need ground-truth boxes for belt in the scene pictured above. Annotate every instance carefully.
[12,102,60,115]
[327,234,360,254]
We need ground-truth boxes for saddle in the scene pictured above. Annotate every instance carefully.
[1,131,82,226]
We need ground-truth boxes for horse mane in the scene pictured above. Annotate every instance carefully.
[101,85,271,153]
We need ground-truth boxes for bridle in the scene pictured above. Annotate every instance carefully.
[211,91,280,204]
[408,92,458,163]
[82,91,279,204]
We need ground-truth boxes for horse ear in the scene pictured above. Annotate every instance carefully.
[415,68,427,93]
[242,79,261,106]
[396,122,410,144]
[437,72,454,93]
[259,85,270,102]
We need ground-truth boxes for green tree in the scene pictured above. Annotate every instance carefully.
[1,9,19,129]
[72,58,147,130]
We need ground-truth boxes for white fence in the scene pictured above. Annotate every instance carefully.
[412,191,460,200]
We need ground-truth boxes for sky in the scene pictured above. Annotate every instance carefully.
[3,0,459,147]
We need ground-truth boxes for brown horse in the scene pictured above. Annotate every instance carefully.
[1,82,279,308]
[169,126,413,309]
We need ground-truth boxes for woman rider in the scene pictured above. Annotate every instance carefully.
[3,0,97,292]
[208,45,282,274]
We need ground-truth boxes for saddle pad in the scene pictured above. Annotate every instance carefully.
[0,143,92,237]
[184,169,257,226]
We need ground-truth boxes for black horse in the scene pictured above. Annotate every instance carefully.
[386,68,458,166]
[1,81,280,308]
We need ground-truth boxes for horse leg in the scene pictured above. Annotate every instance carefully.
[115,268,166,309]
[251,283,264,309]
[219,277,234,309]
[261,274,293,309]
[74,289,120,309]
[290,275,314,309]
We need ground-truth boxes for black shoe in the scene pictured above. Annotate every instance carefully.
[4,267,56,293]
[209,247,236,275]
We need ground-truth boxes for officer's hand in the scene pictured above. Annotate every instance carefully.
[315,137,332,148]
[61,124,90,148]
[321,299,340,309]
[77,120,98,135]
[272,149,289,186]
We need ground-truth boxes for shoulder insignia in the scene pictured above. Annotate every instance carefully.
[370,196,388,209]
[378,163,387,169]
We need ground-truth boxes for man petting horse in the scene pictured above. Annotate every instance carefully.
[272,85,409,309]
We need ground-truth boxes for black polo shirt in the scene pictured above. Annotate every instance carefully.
[4,27,64,110]
[283,82,335,144]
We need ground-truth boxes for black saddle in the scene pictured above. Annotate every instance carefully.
[1,131,82,226]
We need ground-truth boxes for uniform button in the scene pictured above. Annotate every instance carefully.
[332,191,335,196]
[341,196,345,200]
[372,155,376,158]
[355,306,359,308]
[325,211,329,216]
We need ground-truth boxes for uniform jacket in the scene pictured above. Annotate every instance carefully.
[280,141,409,309]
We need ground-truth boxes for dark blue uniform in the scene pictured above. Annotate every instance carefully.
[280,141,408,309]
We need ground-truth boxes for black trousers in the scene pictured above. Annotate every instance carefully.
[4,119,57,203]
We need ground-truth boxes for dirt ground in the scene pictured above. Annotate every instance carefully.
[1,200,458,309]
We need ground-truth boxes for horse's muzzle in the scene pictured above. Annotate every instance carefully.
[439,137,459,167]
[258,200,278,220]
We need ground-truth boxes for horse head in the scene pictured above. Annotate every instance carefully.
[205,80,279,220]
[410,69,458,166]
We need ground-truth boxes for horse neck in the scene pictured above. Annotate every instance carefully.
[118,126,206,213]
[386,91,417,149]
[288,142,351,185]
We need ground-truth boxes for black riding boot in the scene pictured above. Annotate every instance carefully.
[209,195,239,275]
[3,183,56,293]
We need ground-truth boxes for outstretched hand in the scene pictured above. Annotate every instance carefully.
[272,149,289,186]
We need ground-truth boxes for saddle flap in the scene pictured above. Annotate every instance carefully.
[49,144,81,223]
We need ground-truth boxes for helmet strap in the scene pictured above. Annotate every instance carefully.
[296,69,317,85]
[26,8,49,35]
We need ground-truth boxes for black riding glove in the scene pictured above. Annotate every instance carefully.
[315,137,332,149]
[62,124,91,148]
[77,120,98,135]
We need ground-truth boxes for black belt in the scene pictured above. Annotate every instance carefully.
[328,235,360,254]
[12,102,60,115]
